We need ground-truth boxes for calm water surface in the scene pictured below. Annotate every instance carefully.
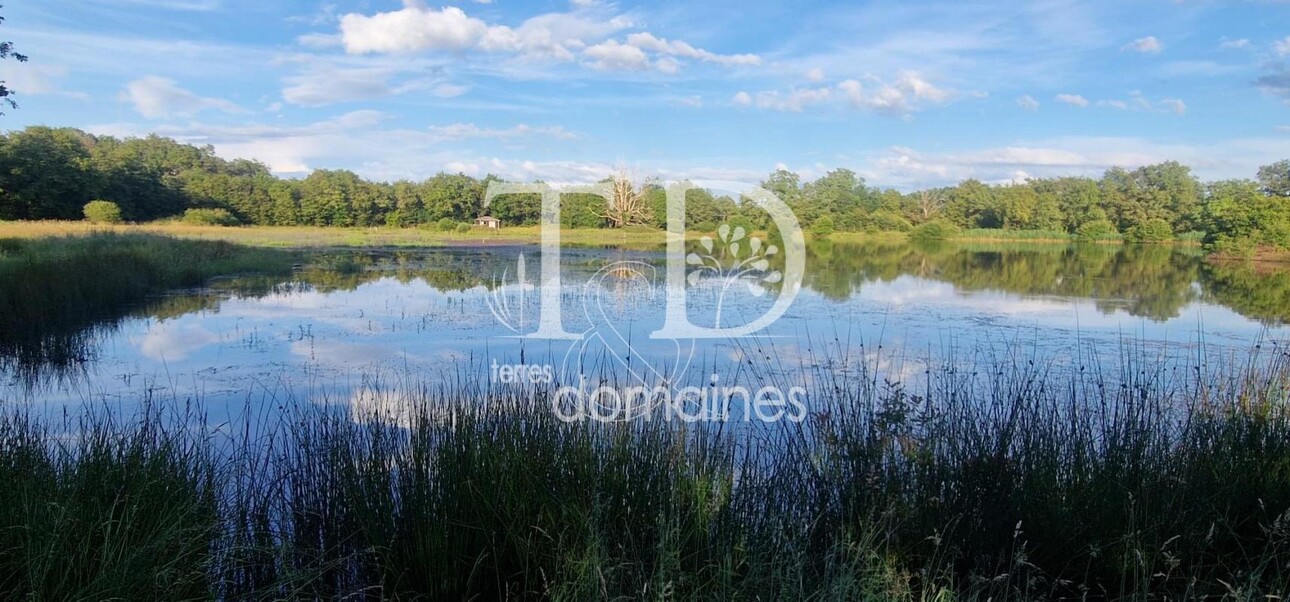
[4,240,1288,418]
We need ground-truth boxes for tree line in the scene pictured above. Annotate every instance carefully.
[0,126,1287,253]
[755,161,1290,253]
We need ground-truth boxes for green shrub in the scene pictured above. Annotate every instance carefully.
[909,219,961,242]
[1210,233,1259,258]
[765,223,783,246]
[811,215,836,238]
[437,218,456,232]
[455,223,471,233]
[692,221,717,233]
[1076,219,1120,241]
[1126,218,1174,243]
[181,208,240,227]
[863,210,913,233]
[724,216,756,236]
[83,201,123,224]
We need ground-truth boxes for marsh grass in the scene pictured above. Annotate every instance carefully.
[0,405,218,600]
[0,232,293,383]
[2,344,1290,600]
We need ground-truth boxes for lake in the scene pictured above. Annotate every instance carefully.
[4,239,1288,421]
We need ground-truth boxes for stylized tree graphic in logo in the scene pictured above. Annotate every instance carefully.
[685,224,783,327]
[486,252,531,333]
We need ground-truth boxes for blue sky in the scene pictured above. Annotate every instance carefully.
[0,0,1287,189]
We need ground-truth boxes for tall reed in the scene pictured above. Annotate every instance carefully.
[1,345,1288,599]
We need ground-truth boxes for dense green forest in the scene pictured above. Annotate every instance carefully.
[1,126,1288,253]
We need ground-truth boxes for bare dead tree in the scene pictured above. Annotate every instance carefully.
[918,190,945,220]
[596,167,653,228]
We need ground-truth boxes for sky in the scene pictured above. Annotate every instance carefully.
[0,0,1287,190]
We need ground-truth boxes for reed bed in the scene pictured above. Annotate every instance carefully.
[0,232,293,382]
[1,345,1289,600]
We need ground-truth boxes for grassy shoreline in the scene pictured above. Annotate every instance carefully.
[0,221,683,249]
[0,221,1229,251]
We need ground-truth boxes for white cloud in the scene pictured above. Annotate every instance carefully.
[806,67,825,82]
[1091,92,1185,115]
[339,6,503,54]
[506,12,635,61]
[837,72,955,115]
[120,76,240,118]
[331,4,752,74]
[623,32,761,67]
[736,72,958,116]
[280,61,456,107]
[654,56,681,73]
[1219,38,1250,50]
[0,62,89,101]
[582,40,651,71]
[746,87,832,112]
[1055,93,1089,107]
[858,136,1281,189]
[1275,36,1290,58]
[896,72,953,102]
[443,160,481,173]
[136,323,219,361]
[1122,36,1162,54]
[1016,95,1039,111]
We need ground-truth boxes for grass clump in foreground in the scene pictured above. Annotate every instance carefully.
[2,347,1290,600]
[0,408,217,600]
[0,232,293,378]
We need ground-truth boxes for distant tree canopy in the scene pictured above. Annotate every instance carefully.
[0,126,1287,254]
